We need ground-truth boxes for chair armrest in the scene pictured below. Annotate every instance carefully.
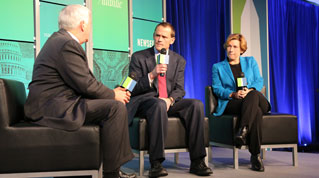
[205,86,217,117]
[0,78,26,128]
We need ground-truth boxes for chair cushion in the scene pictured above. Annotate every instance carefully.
[129,117,209,150]
[262,113,298,144]
[0,122,100,173]
[209,113,298,146]
[209,115,239,145]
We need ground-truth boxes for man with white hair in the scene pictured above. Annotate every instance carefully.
[24,4,136,178]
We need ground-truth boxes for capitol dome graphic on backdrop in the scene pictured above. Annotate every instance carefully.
[0,41,34,93]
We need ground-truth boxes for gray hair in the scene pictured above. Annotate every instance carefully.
[58,4,91,30]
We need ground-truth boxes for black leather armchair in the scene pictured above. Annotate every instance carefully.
[129,117,210,176]
[0,78,102,178]
[205,86,298,169]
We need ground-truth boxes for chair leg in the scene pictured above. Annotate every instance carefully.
[139,151,144,176]
[93,170,100,178]
[98,156,103,178]
[233,146,239,169]
[261,148,266,160]
[174,153,179,164]
[208,146,212,162]
[92,172,97,178]
[205,147,209,165]
[293,144,298,167]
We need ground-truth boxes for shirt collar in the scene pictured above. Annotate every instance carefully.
[154,47,169,55]
[67,31,80,43]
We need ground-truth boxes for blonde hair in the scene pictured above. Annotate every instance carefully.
[224,33,247,54]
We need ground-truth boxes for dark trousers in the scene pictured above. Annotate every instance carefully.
[135,97,206,163]
[85,99,134,173]
[224,90,270,155]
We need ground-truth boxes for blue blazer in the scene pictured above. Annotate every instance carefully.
[212,56,264,116]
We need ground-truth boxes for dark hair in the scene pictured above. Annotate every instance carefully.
[154,22,176,38]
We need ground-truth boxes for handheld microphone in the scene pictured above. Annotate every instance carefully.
[157,48,169,77]
[119,72,137,92]
[237,72,247,91]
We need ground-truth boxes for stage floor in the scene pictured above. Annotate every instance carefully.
[123,146,319,178]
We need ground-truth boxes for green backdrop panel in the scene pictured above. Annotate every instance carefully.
[40,2,85,50]
[92,0,129,51]
[133,0,163,22]
[93,50,129,89]
[41,0,84,5]
[232,0,246,33]
[0,40,34,94]
[132,19,159,53]
[0,0,33,42]
[40,2,64,48]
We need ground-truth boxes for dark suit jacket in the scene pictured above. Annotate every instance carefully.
[24,29,115,131]
[126,47,186,124]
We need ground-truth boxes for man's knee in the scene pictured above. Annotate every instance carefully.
[144,99,167,124]
[151,99,167,112]
[112,101,127,114]
[189,99,204,110]
[113,100,126,109]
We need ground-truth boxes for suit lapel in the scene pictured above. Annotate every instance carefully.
[166,51,176,94]
[222,59,236,85]
[145,49,158,89]
[146,56,156,73]
[240,56,247,75]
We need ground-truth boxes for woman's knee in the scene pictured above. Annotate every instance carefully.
[247,90,259,98]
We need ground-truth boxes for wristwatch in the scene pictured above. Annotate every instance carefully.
[169,97,175,106]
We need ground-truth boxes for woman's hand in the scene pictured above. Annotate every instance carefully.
[238,88,253,98]
[231,88,253,99]
[230,92,241,99]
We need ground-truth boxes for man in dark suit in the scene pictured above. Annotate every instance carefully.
[127,22,213,177]
[24,5,135,178]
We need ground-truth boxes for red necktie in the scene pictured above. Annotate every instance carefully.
[158,74,168,98]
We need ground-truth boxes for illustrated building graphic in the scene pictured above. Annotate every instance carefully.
[0,41,34,92]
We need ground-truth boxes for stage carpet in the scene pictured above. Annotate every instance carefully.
[122,146,318,178]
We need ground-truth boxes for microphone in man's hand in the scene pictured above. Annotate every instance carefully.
[237,72,247,91]
[119,72,137,92]
[157,48,169,77]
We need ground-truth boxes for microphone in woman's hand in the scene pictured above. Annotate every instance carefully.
[237,72,247,91]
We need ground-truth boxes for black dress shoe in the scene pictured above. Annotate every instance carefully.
[149,161,168,178]
[190,159,213,176]
[103,170,119,178]
[250,154,265,172]
[235,126,248,147]
[119,170,137,178]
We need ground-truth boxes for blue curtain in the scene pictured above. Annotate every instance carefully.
[269,0,319,145]
[167,0,319,145]
[166,0,230,104]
